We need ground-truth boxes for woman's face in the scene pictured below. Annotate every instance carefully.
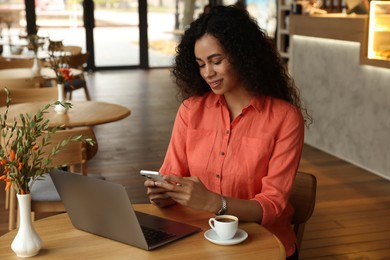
[194,34,243,96]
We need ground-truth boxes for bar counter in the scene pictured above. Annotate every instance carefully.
[289,13,390,180]
[290,14,389,69]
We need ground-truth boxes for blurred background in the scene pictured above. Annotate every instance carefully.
[0,0,277,70]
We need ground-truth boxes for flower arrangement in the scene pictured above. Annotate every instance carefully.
[0,88,94,194]
[47,40,74,84]
[26,34,46,56]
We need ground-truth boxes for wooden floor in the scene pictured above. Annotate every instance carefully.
[1,69,389,259]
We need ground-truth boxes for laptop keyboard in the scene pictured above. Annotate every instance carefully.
[141,226,176,245]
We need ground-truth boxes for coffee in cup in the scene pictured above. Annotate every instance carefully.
[208,215,238,240]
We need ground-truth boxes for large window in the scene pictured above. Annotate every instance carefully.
[147,0,209,67]
[246,0,277,39]
[0,1,26,55]
[0,1,228,69]
[92,1,140,67]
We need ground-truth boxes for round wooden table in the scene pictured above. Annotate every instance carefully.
[0,204,286,259]
[1,49,49,60]
[0,101,131,128]
[0,67,82,80]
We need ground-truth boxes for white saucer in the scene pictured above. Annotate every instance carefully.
[204,228,248,246]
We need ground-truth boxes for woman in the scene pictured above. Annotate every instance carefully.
[145,5,310,259]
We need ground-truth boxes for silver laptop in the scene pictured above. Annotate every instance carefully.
[49,169,201,250]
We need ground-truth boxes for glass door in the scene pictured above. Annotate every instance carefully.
[92,1,140,68]
[147,0,181,67]
[147,0,209,68]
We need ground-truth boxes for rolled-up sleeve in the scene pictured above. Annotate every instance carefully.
[254,107,304,225]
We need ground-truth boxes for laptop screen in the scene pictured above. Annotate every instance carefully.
[49,170,200,250]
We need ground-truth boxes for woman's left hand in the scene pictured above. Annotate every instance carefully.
[154,175,219,212]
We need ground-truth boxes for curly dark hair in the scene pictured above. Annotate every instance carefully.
[172,5,311,124]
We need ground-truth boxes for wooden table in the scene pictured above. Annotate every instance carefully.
[1,48,49,60]
[0,67,82,80]
[0,101,131,128]
[0,204,286,259]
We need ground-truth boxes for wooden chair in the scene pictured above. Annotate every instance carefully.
[8,127,99,230]
[0,58,34,69]
[0,87,58,107]
[289,171,317,250]
[61,45,82,55]
[0,57,45,88]
[0,77,45,89]
[64,52,91,100]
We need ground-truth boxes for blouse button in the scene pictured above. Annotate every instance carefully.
[226,130,230,134]
[220,152,225,156]
[216,174,220,179]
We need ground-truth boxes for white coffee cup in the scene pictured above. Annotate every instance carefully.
[208,215,238,240]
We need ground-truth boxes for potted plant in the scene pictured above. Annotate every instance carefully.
[0,87,94,257]
[26,33,46,76]
[46,39,74,114]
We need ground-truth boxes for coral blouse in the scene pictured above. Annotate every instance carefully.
[159,92,304,256]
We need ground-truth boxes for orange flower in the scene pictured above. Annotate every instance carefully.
[32,145,39,150]
[0,158,7,165]
[18,162,23,171]
[9,150,15,161]
[0,175,11,191]
[5,178,12,191]
[58,68,73,82]
[3,167,9,174]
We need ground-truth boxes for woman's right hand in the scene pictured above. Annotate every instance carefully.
[144,179,176,208]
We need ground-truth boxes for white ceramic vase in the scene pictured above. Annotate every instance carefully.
[11,194,42,258]
[54,83,68,114]
[31,55,41,76]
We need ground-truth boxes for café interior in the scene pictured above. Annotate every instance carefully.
[0,0,389,259]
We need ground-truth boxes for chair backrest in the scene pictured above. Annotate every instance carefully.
[0,87,58,107]
[61,45,82,55]
[289,171,317,249]
[0,58,34,69]
[0,76,44,89]
[39,127,98,175]
[66,52,89,71]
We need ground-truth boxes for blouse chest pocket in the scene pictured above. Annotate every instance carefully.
[240,136,274,160]
[228,136,275,180]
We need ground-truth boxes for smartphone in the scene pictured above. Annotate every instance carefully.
[140,170,166,182]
